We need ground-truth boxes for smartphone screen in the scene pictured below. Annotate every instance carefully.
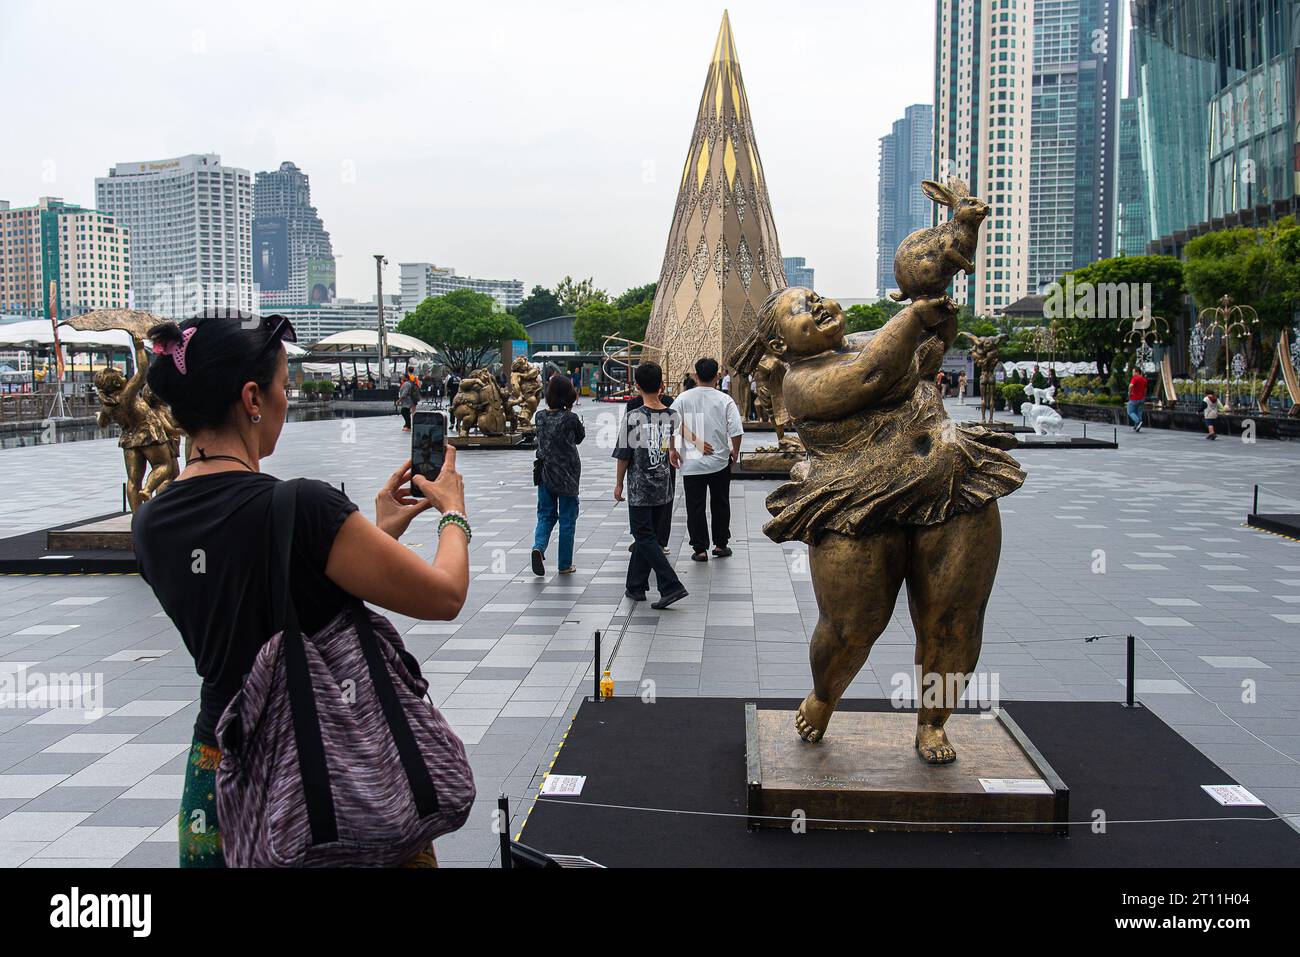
[411,405,447,496]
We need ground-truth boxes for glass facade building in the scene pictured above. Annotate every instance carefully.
[1132,0,1298,251]
[782,256,815,290]
[1028,0,1120,292]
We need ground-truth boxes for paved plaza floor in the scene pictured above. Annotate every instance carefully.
[0,400,1298,867]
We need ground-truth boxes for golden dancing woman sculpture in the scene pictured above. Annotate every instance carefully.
[733,179,1024,764]
[64,310,182,511]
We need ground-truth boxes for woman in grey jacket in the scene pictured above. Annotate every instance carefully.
[531,374,585,575]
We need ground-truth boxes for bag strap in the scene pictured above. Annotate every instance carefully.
[271,479,340,846]
[349,598,442,818]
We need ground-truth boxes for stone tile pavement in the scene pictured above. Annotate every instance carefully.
[0,399,1298,867]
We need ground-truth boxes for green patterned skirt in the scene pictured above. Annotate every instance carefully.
[178,737,438,868]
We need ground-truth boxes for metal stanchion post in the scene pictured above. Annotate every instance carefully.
[593,630,602,701]
[498,793,512,869]
[1123,634,1141,709]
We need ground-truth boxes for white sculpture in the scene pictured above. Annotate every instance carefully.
[1022,384,1064,436]
[1025,383,1056,407]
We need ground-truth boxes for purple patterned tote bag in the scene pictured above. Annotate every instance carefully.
[215,480,475,867]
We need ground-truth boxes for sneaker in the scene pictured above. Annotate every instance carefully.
[625,588,647,602]
[1134,422,1143,433]
[662,546,671,555]
[651,586,689,610]
[712,545,733,558]
[530,548,545,576]
[559,566,577,575]
[691,551,709,562]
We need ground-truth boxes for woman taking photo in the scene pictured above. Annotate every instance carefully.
[132,310,472,867]
[531,373,584,576]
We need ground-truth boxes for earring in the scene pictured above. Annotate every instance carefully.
[251,414,262,424]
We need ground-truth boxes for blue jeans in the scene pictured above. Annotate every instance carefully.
[534,485,578,570]
[1126,399,1143,427]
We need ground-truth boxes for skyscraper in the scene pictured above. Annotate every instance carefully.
[782,256,814,289]
[0,197,130,318]
[877,103,934,299]
[644,12,786,395]
[1028,0,1120,292]
[1115,94,1151,257]
[253,161,336,309]
[934,0,1034,316]
[95,154,252,318]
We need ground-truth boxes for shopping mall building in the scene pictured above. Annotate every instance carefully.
[1134,0,1300,255]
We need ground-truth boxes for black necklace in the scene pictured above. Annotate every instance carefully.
[193,446,256,472]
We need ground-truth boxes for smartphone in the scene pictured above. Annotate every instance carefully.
[411,404,448,497]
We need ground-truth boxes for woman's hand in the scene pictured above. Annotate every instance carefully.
[375,459,435,540]
[411,445,466,516]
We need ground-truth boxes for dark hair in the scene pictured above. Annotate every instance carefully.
[694,357,719,383]
[146,310,288,434]
[545,372,577,410]
[634,361,663,394]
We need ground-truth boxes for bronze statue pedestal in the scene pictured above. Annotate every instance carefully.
[733,450,799,479]
[745,704,1067,834]
[447,433,536,450]
[47,514,134,552]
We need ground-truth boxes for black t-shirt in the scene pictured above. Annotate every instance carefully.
[613,404,680,507]
[132,472,358,746]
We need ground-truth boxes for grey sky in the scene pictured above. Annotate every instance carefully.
[1,0,934,302]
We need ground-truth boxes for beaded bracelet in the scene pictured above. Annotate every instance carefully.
[438,510,472,544]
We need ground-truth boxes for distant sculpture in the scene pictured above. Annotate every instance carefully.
[960,331,1007,424]
[63,310,183,511]
[752,351,800,450]
[449,367,509,436]
[1025,383,1056,408]
[508,356,543,430]
[1022,386,1064,436]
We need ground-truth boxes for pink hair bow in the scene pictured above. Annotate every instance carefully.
[152,327,197,375]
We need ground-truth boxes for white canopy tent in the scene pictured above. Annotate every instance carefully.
[1002,359,1098,376]
[309,330,437,355]
[0,319,134,351]
[304,329,438,383]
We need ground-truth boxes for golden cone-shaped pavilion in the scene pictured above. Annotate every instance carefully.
[643,11,787,394]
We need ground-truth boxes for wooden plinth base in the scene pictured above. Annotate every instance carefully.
[745,705,1068,834]
[447,434,535,450]
[733,453,797,480]
[47,513,134,552]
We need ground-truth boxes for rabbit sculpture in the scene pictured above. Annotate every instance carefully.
[891,178,990,302]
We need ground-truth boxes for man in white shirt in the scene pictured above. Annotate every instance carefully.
[672,357,744,562]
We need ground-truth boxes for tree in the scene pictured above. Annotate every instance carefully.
[397,289,527,375]
[1185,217,1300,340]
[1053,255,1185,375]
[843,299,903,334]
[511,285,562,327]
[614,282,657,309]
[555,276,608,314]
[572,297,654,352]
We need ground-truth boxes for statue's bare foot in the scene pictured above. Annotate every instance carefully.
[915,723,957,764]
[795,693,833,742]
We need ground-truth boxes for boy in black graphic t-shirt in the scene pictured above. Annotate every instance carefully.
[613,363,688,609]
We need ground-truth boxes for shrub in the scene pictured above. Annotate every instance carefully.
[317,380,335,398]
[1001,383,1026,412]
